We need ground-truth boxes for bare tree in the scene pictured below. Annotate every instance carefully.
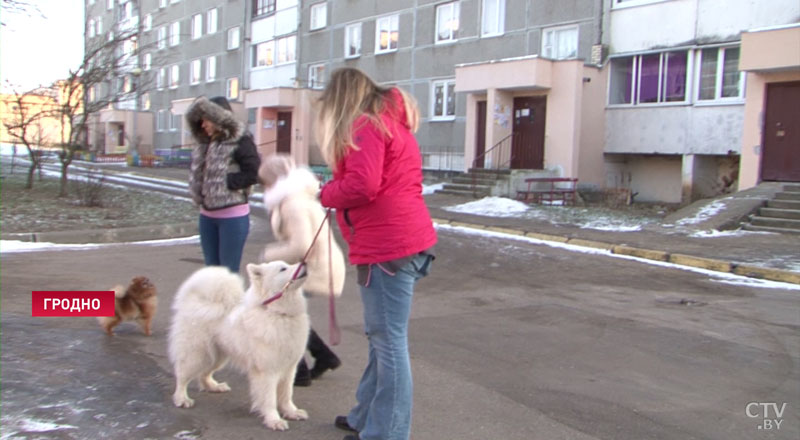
[50,29,153,197]
[1,0,43,26]
[1,87,54,188]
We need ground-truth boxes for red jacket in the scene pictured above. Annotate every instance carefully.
[320,89,437,265]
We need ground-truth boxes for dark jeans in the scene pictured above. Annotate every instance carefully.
[198,213,250,274]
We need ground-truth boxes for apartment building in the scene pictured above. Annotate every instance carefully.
[604,0,800,203]
[84,0,248,155]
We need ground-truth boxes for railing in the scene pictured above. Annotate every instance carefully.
[470,134,514,198]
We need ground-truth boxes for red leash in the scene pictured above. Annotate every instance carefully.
[261,208,341,345]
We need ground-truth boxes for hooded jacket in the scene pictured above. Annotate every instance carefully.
[186,96,260,211]
[319,88,438,264]
[261,165,346,297]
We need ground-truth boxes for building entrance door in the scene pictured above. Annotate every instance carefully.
[511,96,546,169]
[277,112,292,154]
[761,81,800,182]
[474,101,487,169]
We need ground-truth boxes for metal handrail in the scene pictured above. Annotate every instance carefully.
[470,133,515,198]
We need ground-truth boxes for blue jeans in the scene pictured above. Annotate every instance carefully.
[348,253,433,440]
[198,214,250,274]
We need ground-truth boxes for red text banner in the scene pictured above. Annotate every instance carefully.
[32,291,115,317]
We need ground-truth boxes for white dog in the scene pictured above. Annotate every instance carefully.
[168,261,310,431]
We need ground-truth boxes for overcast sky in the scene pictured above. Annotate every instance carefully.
[1,0,84,92]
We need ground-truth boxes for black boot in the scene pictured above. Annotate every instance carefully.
[294,357,312,386]
[308,328,342,379]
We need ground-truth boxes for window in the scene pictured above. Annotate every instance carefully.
[88,19,96,38]
[698,46,743,101]
[157,109,166,131]
[170,21,180,46]
[158,26,167,49]
[192,14,203,40]
[207,8,218,34]
[277,35,297,64]
[482,0,504,37]
[345,23,361,58]
[143,14,152,32]
[190,59,201,84]
[542,26,578,60]
[228,27,241,50]
[157,68,166,90]
[254,0,276,17]
[375,15,399,54]
[89,0,95,5]
[206,56,217,82]
[431,79,456,120]
[169,113,179,132]
[88,86,96,102]
[227,77,239,100]
[170,64,180,88]
[609,51,688,105]
[106,0,113,10]
[118,1,135,22]
[310,3,327,30]
[97,17,103,34]
[143,53,152,71]
[171,0,180,4]
[309,64,325,89]
[159,0,167,8]
[253,40,275,67]
[141,93,150,111]
[435,2,460,44]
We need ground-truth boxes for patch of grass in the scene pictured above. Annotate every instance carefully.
[1,170,197,234]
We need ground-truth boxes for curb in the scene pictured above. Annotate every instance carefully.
[432,218,800,286]
[1,222,198,245]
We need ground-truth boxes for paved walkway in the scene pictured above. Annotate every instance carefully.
[4,163,799,285]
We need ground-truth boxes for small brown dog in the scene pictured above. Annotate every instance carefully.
[98,276,158,336]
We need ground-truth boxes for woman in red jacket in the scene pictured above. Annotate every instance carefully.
[318,68,436,440]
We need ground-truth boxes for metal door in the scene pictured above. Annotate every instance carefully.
[277,112,292,154]
[762,81,800,182]
[512,97,546,169]
[474,101,487,169]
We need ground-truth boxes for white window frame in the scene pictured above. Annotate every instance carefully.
[375,14,399,54]
[159,0,167,8]
[157,109,166,131]
[309,63,325,89]
[481,0,505,37]
[89,0,95,6]
[345,23,361,58]
[88,18,96,38]
[253,40,276,68]
[542,25,579,60]
[276,35,297,65]
[435,2,460,45]
[157,67,166,90]
[169,64,180,89]
[608,50,690,107]
[310,2,327,31]
[97,17,103,34]
[143,53,152,71]
[169,112,178,132]
[158,26,167,49]
[207,8,218,34]
[171,0,181,4]
[170,21,180,47]
[143,14,152,32]
[191,14,203,40]
[190,59,201,85]
[206,56,217,82]
[228,27,241,50]
[141,93,150,111]
[106,0,113,10]
[695,46,744,103]
[431,79,456,121]
[226,77,239,100]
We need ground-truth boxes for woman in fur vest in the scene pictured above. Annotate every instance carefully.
[185,96,261,274]
[260,153,346,385]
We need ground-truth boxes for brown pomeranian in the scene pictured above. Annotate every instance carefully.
[98,276,158,336]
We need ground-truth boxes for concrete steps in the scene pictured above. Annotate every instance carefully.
[744,183,800,234]
[436,168,511,198]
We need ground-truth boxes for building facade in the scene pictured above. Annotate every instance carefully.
[84,0,799,203]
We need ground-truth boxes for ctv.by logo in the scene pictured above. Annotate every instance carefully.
[746,402,786,430]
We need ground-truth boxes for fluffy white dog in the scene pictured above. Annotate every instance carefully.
[168,261,310,431]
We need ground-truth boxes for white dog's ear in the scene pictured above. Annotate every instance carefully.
[246,263,263,281]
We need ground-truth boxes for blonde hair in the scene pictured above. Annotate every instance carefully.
[316,68,419,169]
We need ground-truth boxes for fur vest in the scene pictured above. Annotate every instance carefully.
[262,167,346,297]
[186,97,260,211]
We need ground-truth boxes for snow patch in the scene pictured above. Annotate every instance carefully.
[444,197,529,217]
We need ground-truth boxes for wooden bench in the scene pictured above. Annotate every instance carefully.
[516,177,578,206]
